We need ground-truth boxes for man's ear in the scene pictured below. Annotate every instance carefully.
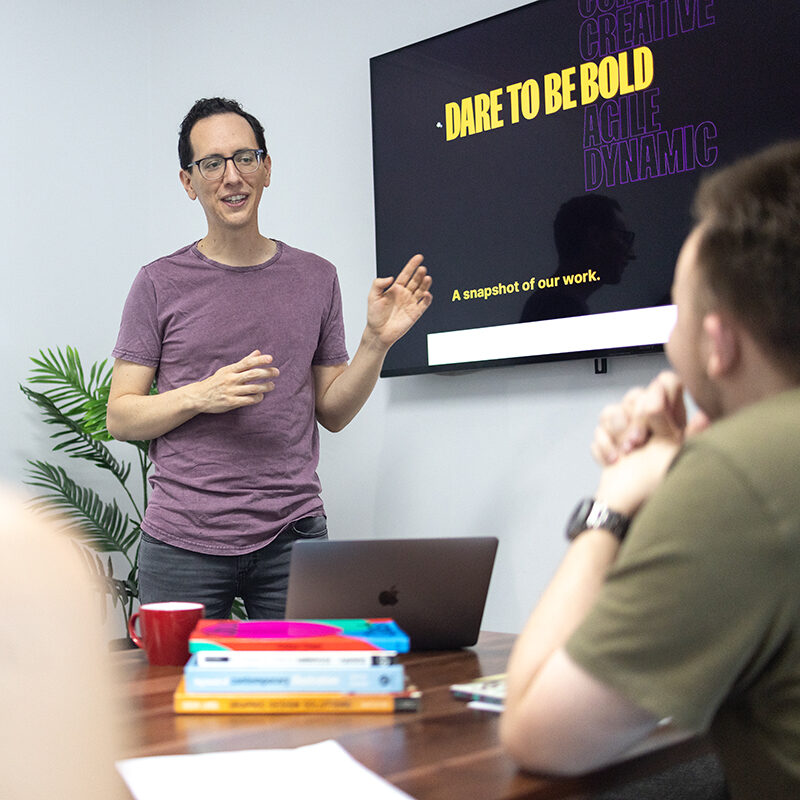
[703,312,739,378]
[263,154,272,188]
[179,169,197,200]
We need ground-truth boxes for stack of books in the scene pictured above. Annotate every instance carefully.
[173,618,421,714]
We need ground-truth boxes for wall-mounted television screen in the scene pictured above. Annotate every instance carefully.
[370,0,798,376]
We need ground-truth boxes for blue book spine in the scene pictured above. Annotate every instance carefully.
[183,663,406,694]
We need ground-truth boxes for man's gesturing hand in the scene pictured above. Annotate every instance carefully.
[195,350,279,413]
[366,254,433,348]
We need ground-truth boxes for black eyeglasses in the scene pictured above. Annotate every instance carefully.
[185,148,266,180]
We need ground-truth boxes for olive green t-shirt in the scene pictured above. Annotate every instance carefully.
[567,387,800,799]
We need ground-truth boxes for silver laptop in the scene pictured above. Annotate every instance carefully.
[285,537,498,650]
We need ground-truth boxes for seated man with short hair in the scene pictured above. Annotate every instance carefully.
[500,140,800,800]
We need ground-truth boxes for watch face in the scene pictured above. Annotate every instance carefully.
[566,498,629,541]
[566,498,595,541]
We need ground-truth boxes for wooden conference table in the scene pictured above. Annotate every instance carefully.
[117,631,715,799]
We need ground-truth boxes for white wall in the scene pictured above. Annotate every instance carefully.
[2,0,669,636]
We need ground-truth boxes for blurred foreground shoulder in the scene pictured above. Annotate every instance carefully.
[0,487,128,800]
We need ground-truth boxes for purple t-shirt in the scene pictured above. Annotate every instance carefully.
[112,241,349,555]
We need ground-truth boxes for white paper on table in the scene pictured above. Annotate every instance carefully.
[117,739,415,799]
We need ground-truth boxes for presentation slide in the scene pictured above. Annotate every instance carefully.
[370,0,798,376]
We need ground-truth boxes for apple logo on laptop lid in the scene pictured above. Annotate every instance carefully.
[378,585,399,606]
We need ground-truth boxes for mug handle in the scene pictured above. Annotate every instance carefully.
[128,611,145,649]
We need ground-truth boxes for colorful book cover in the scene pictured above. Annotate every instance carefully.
[183,655,406,694]
[173,678,421,714]
[449,674,506,706]
[195,649,398,668]
[188,619,410,653]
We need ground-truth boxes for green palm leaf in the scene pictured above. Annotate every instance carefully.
[21,345,153,629]
[20,386,131,483]
[28,346,110,413]
[28,346,116,440]
[25,461,140,558]
[82,390,113,441]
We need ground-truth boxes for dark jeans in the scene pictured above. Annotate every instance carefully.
[137,516,328,619]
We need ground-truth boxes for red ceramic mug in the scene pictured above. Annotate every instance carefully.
[128,602,205,666]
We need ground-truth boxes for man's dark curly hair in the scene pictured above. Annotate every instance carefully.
[178,97,267,170]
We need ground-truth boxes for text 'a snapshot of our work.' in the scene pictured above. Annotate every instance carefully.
[451,271,599,303]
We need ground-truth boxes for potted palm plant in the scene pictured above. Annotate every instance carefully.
[20,347,150,634]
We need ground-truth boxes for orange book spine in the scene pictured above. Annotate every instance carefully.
[173,679,420,714]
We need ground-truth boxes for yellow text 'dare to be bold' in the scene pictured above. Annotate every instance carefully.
[445,46,654,141]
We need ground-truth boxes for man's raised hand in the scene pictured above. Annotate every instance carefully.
[366,254,433,348]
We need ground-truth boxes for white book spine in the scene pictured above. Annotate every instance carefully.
[195,650,398,669]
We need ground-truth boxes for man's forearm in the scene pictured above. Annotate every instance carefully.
[501,375,696,773]
[107,351,278,441]
[500,528,636,773]
[314,331,389,432]
[106,385,202,441]
[504,529,621,709]
[505,414,682,705]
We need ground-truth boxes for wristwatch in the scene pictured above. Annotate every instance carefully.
[566,498,631,542]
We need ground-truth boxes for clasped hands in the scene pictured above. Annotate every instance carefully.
[591,371,709,517]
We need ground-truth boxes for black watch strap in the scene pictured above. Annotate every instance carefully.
[566,498,631,542]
